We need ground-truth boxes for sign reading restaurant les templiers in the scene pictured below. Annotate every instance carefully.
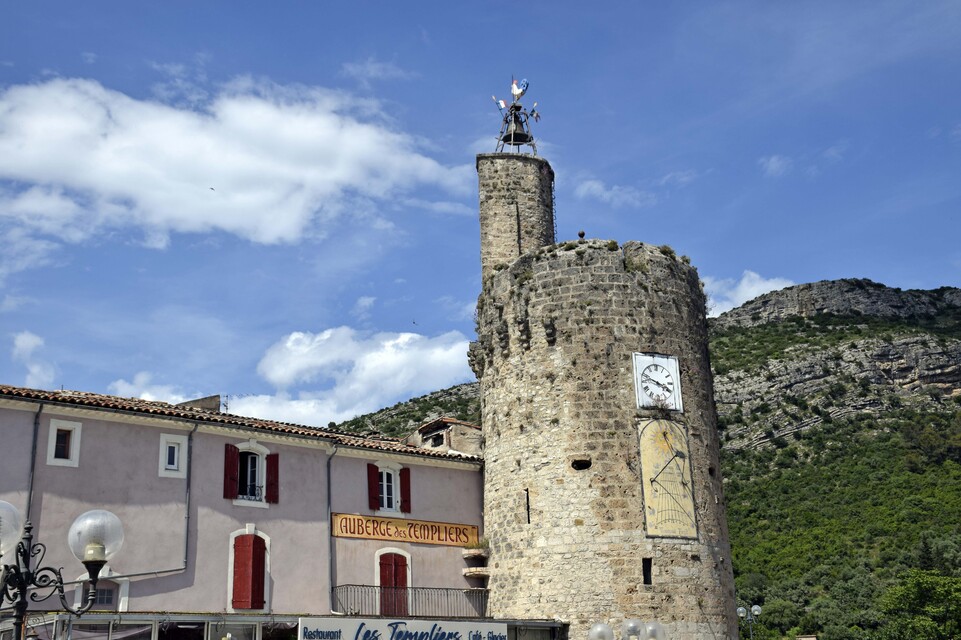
[331,513,479,547]
[300,618,507,640]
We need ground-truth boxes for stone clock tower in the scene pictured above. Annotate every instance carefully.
[469,147,737,637]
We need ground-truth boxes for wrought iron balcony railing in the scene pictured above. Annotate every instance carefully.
[237,484,263,501]
[331,585,489,618]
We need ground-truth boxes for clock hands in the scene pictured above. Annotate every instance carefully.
[641,374,673,394]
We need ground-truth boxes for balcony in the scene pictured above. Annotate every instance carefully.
[331,585,489,618]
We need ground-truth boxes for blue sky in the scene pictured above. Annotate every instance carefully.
[2,2,959,425]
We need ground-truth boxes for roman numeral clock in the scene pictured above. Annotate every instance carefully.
[632,353,683,411]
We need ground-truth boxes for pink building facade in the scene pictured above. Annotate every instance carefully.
[0,385,521,640]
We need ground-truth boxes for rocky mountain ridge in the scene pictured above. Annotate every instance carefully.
[710,280,961,450]
[711,277,961,330]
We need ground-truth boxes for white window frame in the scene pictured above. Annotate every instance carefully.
[376,461,401,513]
[233,440,270,509]
[158,433,189,479]
[46,419,82,468]
[226,524,271,614]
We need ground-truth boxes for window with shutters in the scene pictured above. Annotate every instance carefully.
[366,462,411,513]
[376,549,409,617]
[229,528,270,612]
[224,441,278,508]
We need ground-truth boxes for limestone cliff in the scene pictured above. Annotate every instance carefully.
[711,278,961,330]
[710,279,961,450]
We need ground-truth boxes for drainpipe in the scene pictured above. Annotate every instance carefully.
[25,403,44,521]
[327,444,344,614]
[61,421,200,585]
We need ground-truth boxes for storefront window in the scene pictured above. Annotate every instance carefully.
[111,625,152,640]
[159,622,205,640]
[211,625,254,640]
[262,624,297,640]
[71,624,111,640]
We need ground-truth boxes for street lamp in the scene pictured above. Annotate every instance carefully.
[0,500,124,640]
[736,604,761,640]
[588,619,666,640]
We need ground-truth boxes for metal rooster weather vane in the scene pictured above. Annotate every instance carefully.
[492,77,540,154]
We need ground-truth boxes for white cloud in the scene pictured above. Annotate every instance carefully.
[341,57,416,87]
[108,371,190,404]
[243,326,472,424]
[11,330,55,389]
[951,124,961,141]
[0,294,28,312]
[656,170,698,188]
[81,52,97,64]
[351,296,376,321]
[435,295,476,322]
[702,270,794,316]
[0,76,471,282]
[758,155,793,177]
[574,179,656,208]
[822,139,849,162]
[149,61,209,106]
[401,197,473,216]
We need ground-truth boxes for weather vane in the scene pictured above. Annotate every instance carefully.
[491,77,540,154]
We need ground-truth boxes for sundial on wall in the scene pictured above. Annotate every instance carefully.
[639,419,697,538]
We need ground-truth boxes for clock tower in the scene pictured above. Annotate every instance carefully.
[470,105,737,638]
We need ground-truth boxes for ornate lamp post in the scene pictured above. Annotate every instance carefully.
[0,500,124,640]
[588,619,666,640]
[736,604,762,640]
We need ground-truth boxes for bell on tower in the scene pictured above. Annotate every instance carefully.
[492,77,540,154]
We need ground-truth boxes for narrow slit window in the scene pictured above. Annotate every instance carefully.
[642,558,653,585]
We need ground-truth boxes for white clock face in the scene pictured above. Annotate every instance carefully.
[632,353,683,412]
[641,363,675,401]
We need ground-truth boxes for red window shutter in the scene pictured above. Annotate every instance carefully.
[224,444,239,500]
[250,535,266,609]
[367,463,380,510]
[400,467,411,513]
[232,534,266,609]
[232,535,254,608]
[265,453,279,504]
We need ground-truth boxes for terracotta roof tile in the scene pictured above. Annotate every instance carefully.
[0,384,481,462]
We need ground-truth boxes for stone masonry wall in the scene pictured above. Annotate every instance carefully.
[477,153,555,281]
[469,240,737,640]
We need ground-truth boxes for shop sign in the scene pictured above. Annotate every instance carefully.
[299,618,507,640]
[332,513,479,547]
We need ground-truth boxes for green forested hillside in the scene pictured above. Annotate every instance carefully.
[722,410,961,639]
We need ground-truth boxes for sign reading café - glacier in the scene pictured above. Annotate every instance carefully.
[299,619,507,640]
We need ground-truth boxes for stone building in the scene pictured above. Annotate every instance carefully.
[469,152,738,640]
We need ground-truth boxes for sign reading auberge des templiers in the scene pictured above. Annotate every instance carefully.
[332,513,479,547]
